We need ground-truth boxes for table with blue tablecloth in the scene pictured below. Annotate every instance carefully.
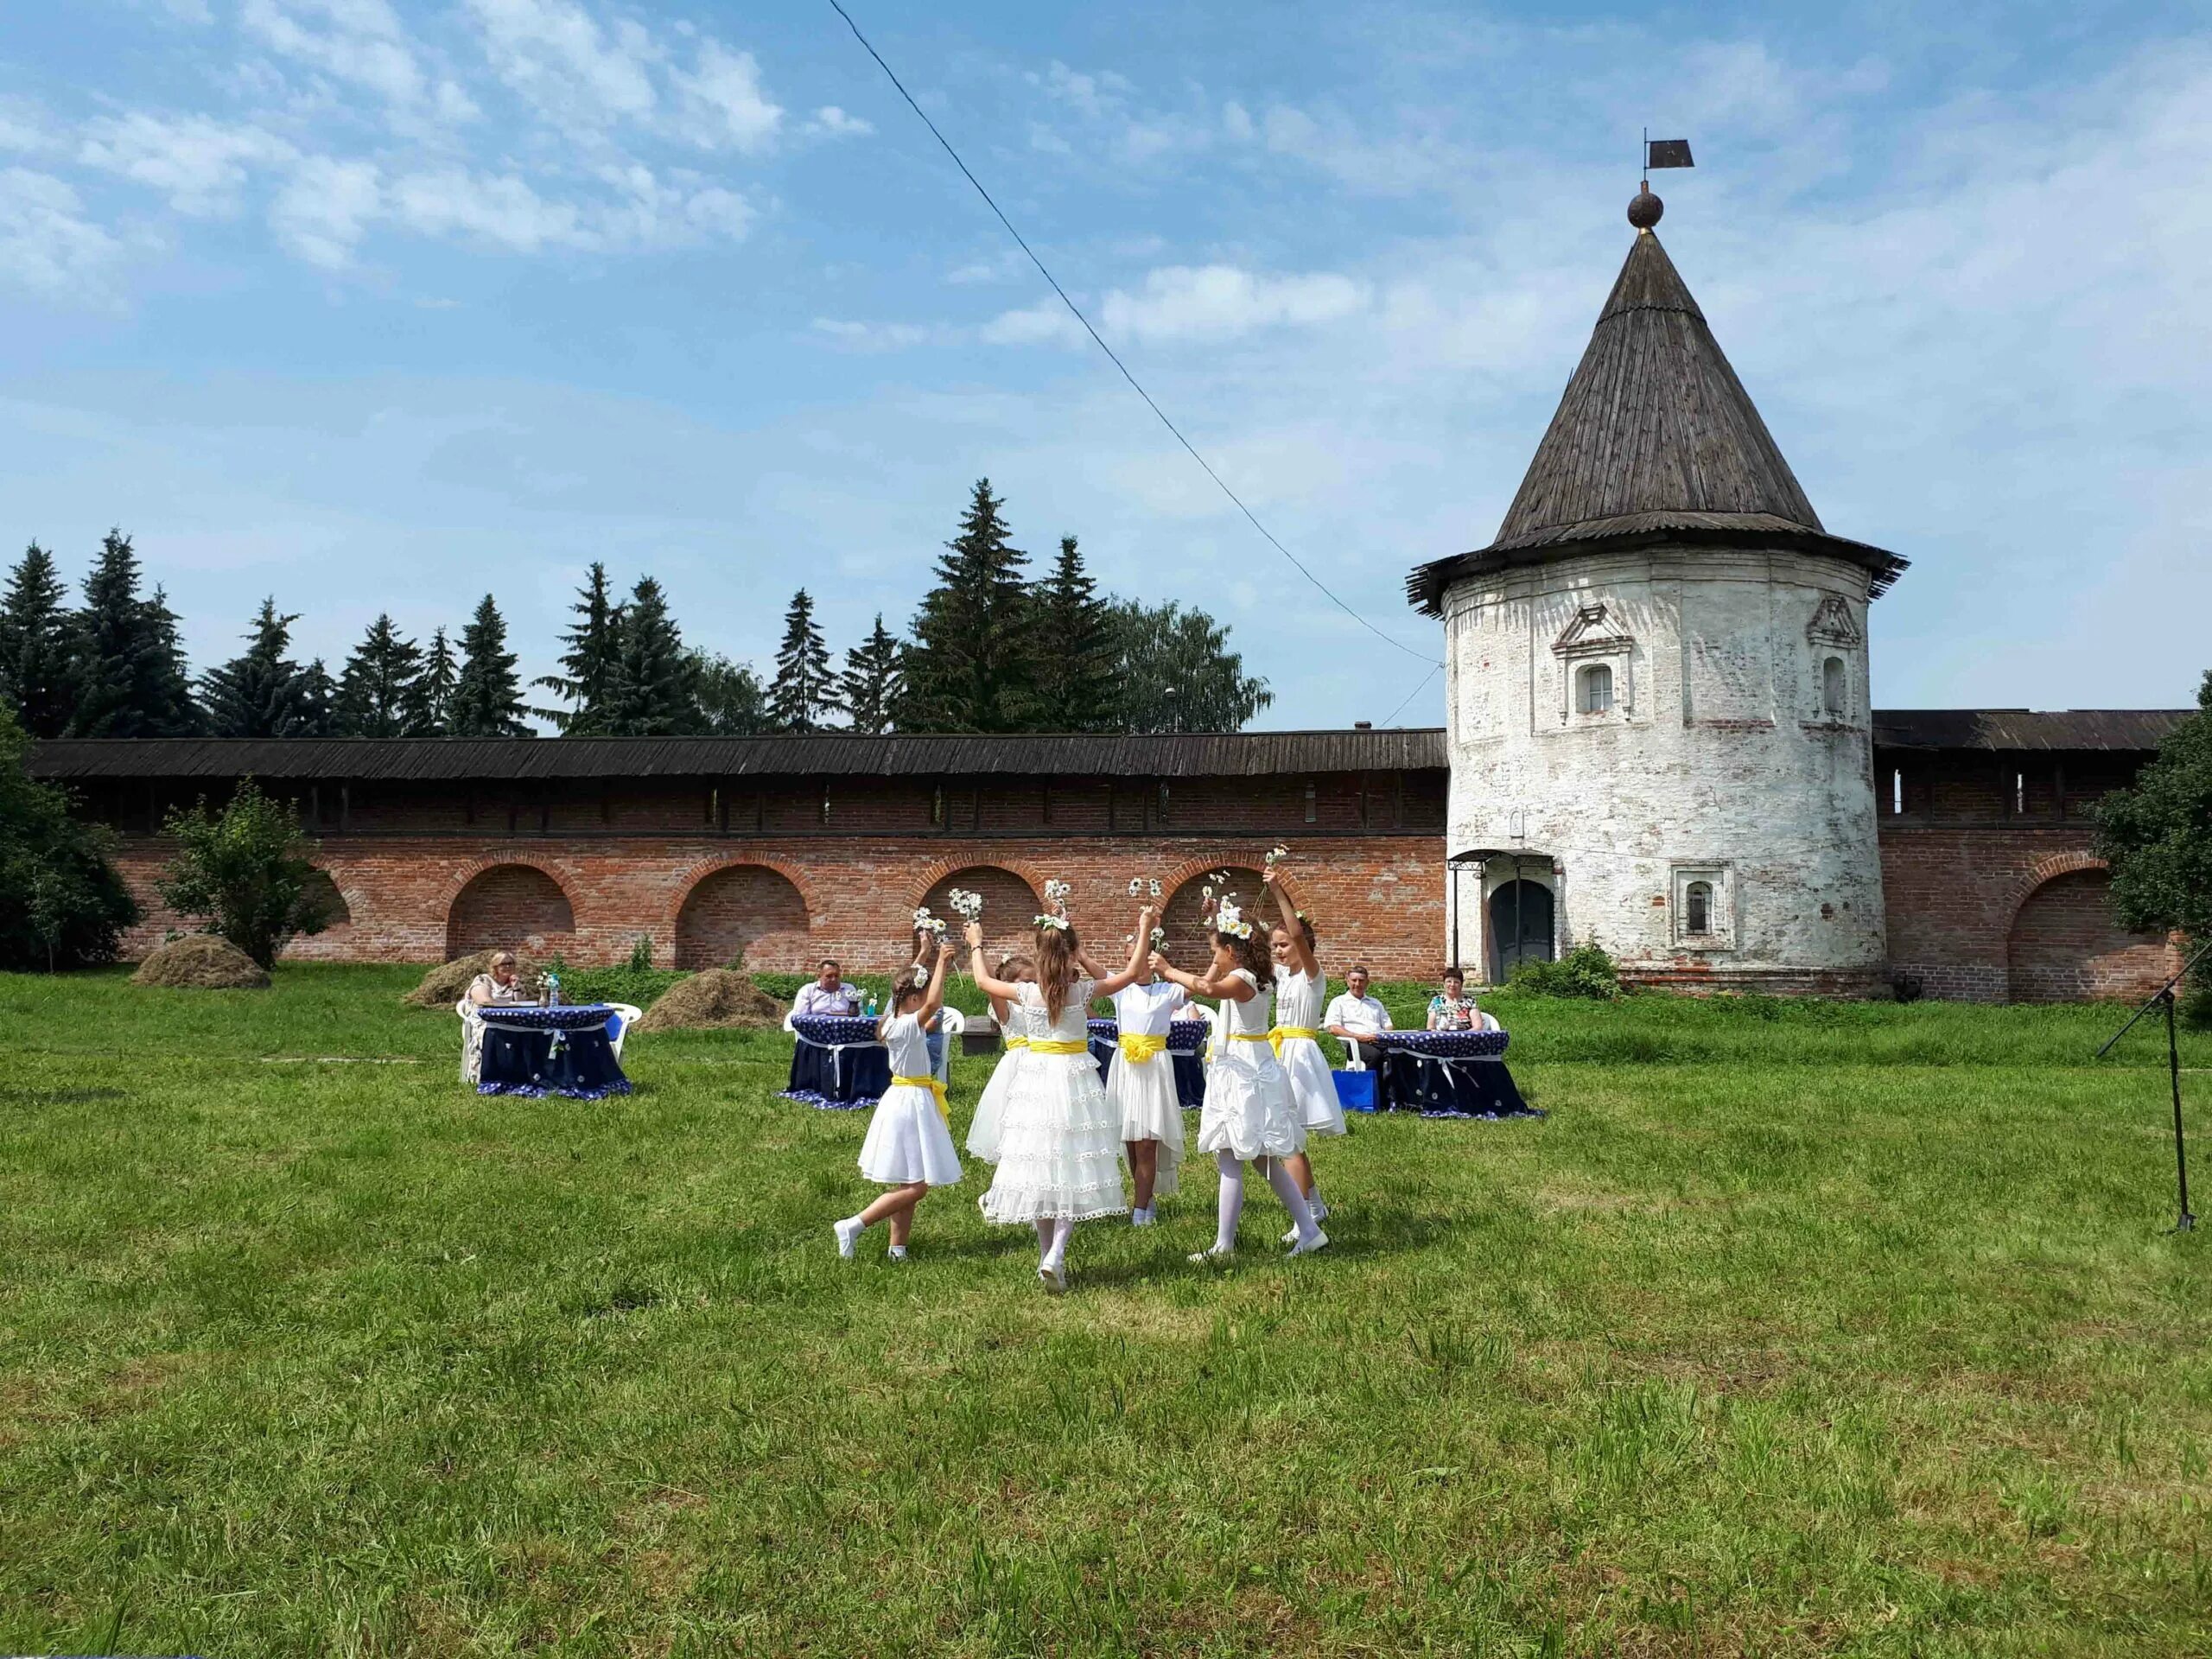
[1372,1029,1539,1119]
[475,1003,632,1099]
[782,1014,892,1109]
[1085,1017,1209,1110]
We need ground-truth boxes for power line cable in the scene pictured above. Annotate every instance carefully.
[1378,662,1442,728]
[824,0,1440,669]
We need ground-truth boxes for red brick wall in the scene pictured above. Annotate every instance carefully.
[1877,827,2179,1002]
[2005,868,2174,1003]
[105,834,1446,980]
[673,865,810,970]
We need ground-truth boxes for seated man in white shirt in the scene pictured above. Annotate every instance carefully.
[791,957,861,1020]
[1323,964,1394,1074]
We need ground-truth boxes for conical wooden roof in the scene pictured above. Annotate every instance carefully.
[1408,226,1904,614]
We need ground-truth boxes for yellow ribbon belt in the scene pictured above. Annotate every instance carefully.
[1268,1026,1319,1058]
[1028,1039,1090,1056]
[1229,1032,1274,1042]
[891,1074,950,1122]
[1001,1036,1029,1050]
[1117,1033,1166,1062]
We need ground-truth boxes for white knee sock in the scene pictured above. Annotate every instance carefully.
[1043,1217,1072,1272]
[1214,1150,1244,1253]
[1262,1157,1319,1241]
[1035,1217,1059,1264]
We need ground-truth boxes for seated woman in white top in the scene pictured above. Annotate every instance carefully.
[461,950,526,1084]
[1152,897,1327,1262]
[833,937,960,1262]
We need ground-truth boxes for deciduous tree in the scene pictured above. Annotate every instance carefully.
[156,777,332,969]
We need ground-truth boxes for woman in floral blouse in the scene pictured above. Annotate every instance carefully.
[1426,968,1478,1032]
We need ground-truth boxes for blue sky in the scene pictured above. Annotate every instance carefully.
[0,0,2206,729]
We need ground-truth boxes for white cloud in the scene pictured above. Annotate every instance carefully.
[672,41,783,151]
[0,168,125,296]
[270,155,382,267]
[813,317,935,351]
[462,0,658,125]
[1098,265,1370,343]
[390,167,582,252]
[77,114,295,216]
[980,299,1084,346]
[0,97,58,155]
[240,0,439,112]
[806,105,873,139]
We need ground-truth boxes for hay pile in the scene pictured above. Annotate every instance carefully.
[404,950,541,1008]
[634,969,783,1033]
[132,936,270,989]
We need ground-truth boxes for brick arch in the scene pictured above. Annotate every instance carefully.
[1159,859,1268,969]
[1999,851,2111,932]
[662,853,822,937]
[905,857,1046,911]
[914,864,1045,956]
[2005,861,2174,1004]
[671,862,813,972]
[445,859,579,960]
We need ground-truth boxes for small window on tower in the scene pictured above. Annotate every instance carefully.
[1822,656,1846,717]
[1891,768,1904,816]
[1576,663,1614,715]
[1685,880,1713,936]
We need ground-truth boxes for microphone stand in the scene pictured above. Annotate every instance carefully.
[2095,937,2211,1232]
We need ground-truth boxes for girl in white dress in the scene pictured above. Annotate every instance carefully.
[1106,904,1180,1224]
[1153,899,1327,1262]
[966,911,1147,1293]
[833,938,961,1262]
[964,950,1034,1164]
[1264,865,1342,1234]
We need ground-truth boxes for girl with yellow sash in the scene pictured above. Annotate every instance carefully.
[1264,864,1342,1234]
[964,950,1034,1164]
[1153,896,1328,1262]
[1106,903,1181,1224]
[969,905,1147,1294]
[836,936,961,1262]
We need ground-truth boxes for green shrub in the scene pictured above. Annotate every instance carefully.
[1510,943,1623,1001]
[155,778,330,969]
[627,935,655,972]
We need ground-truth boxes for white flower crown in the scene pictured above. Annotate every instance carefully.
[1214,899,1255,941]
[1034,912,1071,931]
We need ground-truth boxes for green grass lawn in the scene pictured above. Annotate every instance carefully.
[2,967,2209,1656]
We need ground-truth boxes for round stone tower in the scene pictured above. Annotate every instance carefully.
[1407,194,1907,993]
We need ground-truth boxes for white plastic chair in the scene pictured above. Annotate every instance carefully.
[1476,1009,1502,1033]
[604,1003,643,1060]
[933,1007,964,1082]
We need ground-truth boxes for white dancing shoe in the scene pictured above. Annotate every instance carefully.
[1286,1229,1331,1258]
[1131,1208,1155,1228]
[1037,1262,1068,1294]
[1186,1245,1234,1265]
[833,1217,863,1259]
[887,1244,909,1262]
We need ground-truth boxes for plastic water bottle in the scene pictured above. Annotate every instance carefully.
[864,996,879,1019]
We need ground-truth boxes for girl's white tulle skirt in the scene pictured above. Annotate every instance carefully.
[965,1046,1024,1162]
[1106,1051,1182,1198]
[1197,1047,1306,1161]
[1277,1036,1346,1136]
[858,1084,963,1186]
[979,1053,1128,1223]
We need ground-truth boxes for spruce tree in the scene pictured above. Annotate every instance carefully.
[201,598,321,739]
[1032,535,1115,731]
[839,613,903,734]
[334,613,427,738]
[417,626,459,735]
[768,589,838,733]
[607,577,702,735]
[903,479,1039,732]
[448,594,531,737]
[67,531,200,737]
[690,650,770,734]
[532,563,626,733]
[0,542,73,738]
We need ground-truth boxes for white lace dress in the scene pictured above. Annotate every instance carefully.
[1197,968,1306,1160]
[1108,980,1183,1197]
[978,979,1128,1223]
[965,998,1031,1163]
[1274,963,1345,1136]
[856,1013,963,1186]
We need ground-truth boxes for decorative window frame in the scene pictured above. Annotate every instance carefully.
[1805,596,1861,723]
[1669,862,1735,950]
[1552,602,1637,725]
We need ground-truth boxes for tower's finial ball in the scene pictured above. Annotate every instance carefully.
[1627,188,1663,229]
